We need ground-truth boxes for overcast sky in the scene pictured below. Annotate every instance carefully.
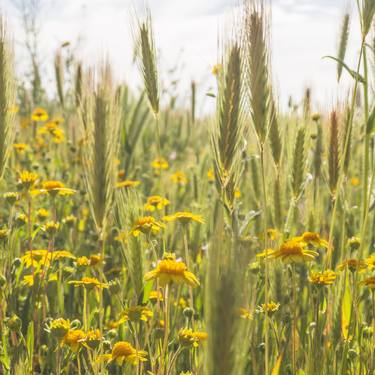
[2,0,362,114]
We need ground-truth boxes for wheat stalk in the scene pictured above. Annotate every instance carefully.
[54,49,64,108]
[328,110,340,195]
[337,13,350,82]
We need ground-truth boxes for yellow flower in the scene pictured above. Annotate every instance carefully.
[34,180,75,196]
[75,254,103,268]
[3,192,19,204]
[144,195,170,212]
[81,329,102,350]
[297,232,328,249]
[151,157,169,171]
[21,249,75,268]
[144,258,199,287]
[0,228,8,239]
[130,216,165,237]
[258,239,319,263]
[348,237,361,250]
[48,318,70,339]
[108,341,147,366]
[116,180,140,189]
[68,277,108,290]
[163,211,204,225]
[31,107,49,122]
[366,255,375,269]
[337,259,367,273]
[350,177,360,186]
[149,290,163,303]
[237,308,252,320]
[18,170,38,189]
[43,221,60,235]
[170,171,188,185]
[121,306,153,322]
[234,189,241,199]
[360,276,375,290]
[207,169,215,182]
[178,328,208,347]
[13,143,28,152]
[52,127,65,143]
[61,329,85,352]
[37,208,49,221]
[308,270,337,286]
[211,64,222,76]
[257,301,280,314]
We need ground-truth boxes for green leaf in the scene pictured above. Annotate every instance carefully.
[366,105,375,134]
[323,55,366,84]
[341,272,351,340]
[140,279,154,305]
[271,350,284,375]
[27,321,34,366]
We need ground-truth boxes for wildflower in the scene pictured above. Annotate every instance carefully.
[151,157,169,172]
[51,128,65,143]
[15,213,28,226]
[3,192,19,204]
[309,270,337,286]
[21,249,75,268]
[48,318,70,339]
[144,195,170,212]
[106,341,148,366]
[163,211,204,225]
[348,237,361,251]
[237,308,253,320]
[257,301,280,314]
[61,329,85,352]
[337,259,367,273]
[350,177,360,186]
[18,170,38,189]
[258,239,319,263]
[63,215,77,227]
[13,143,28,152]
[31,107,49,122]
[121,306,153,322]
[116,180,140,189]
[144,257,199,287]
[43,221,60,235]
[170,171,188,185]
[360,276,375,290]
[311,113,321,122]
[149,290,163,303]
[207,169,215,182]
[81,329,102,350]
[234,189,241,199]
[36,180,75,196]
[211,64,222,76]
[297,232,328,249]
[0,228,8,240]
[178,328,208,347]
[130,216,165,237]
[37,208,49,221]
[68,277,108,290]
[366,255,375,269]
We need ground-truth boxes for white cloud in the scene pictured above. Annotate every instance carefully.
[2,0,364,114]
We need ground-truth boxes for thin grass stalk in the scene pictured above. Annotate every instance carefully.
[328,111,340,195]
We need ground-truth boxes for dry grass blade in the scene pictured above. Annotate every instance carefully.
[244,0,270,144]
[291,127,306,197]
[328,111,340,194]
[75,62,82,108]
[303,88,311,120]
[337,13,350,82]
[0,20,16,179]
[135,13,159,117]
[313,121,323,179]
[212,42,243,211]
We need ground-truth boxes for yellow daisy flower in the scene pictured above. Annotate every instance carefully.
[31,107,49,122]
[308,270,337,286]
[178,328,208,347]
[130,216,165,237]
[163,211,204,225]
[170,171,188,185]
[144,195,170,212]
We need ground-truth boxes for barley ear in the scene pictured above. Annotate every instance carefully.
[328,110,340,195]
[54,49,64,108]
[337,13,350,82]
[135,12,159,117]
[291,127,306,198]
[0,20,16,179]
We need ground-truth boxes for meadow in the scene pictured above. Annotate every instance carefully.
[0,0,374,374]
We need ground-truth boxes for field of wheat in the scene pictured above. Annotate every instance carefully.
[0,0,374,374]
